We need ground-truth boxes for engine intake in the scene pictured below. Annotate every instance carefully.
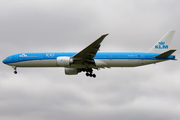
[57,57,73,67]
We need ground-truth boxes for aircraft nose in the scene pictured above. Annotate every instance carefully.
[3,59,6,64]
[2,58,8,64]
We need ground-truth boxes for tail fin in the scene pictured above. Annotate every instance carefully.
[148,30,176,53]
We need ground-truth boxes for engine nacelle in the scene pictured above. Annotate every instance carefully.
[57,57,73,67]
[65,68,80,75]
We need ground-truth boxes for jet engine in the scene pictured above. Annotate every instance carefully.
[57,57,73,67]
[65,68,81,75]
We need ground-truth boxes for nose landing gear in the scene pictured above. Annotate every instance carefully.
[13,67,17,74]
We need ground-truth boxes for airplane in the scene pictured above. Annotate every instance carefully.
[2,30,177,78]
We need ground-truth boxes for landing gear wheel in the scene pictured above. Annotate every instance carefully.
[86,73,89,76]
[14,71,17,74]
[90,74,93,77]
[84,68,97,78]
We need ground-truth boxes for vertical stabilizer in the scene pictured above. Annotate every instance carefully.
[148,30,176,53]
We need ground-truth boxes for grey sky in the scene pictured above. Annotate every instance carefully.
[0,0,180,120]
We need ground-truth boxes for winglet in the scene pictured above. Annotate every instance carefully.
[100,34,109,40]
[102,34,109,37]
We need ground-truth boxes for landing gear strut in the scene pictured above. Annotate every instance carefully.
[81,68,96,78]
[13,67,17,74]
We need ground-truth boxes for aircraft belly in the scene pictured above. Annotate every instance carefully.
[95,59,165,67]
[95,59,141,67]
[141,59,166,65]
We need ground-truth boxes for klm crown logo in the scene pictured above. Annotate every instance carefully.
[158,41,165,45]
[155,41,168,49]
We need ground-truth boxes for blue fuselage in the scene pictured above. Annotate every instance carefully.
[3,52,175,68]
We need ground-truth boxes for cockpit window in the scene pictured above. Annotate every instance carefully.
[6,57,9,59]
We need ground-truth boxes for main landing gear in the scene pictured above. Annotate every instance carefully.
[81,68,96,78]
[13,67,17,74]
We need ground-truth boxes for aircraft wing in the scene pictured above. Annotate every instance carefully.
[72,34,108,66]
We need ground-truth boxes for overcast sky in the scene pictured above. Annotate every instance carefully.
[1,0,180,120]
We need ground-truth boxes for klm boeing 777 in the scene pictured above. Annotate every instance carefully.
[3,30,177,78]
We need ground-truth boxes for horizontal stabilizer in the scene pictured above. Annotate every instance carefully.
[154,49,176,58]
